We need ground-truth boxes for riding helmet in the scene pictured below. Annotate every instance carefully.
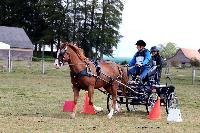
[135,40,146,47]
[150,46,159,52]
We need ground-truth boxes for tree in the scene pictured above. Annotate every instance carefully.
[159,42,178,59]
[190,58,200,67]
[0,0,48,54]
[1,0,124,58]
[62,0,73,43]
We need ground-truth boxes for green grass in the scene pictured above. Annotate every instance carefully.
[0,62,200,132]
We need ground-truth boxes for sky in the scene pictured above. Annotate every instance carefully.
[113,0,200,57]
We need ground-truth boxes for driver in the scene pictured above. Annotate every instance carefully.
[127,40,151,82]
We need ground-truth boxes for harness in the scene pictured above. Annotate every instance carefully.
[58,45,123,88]
[70,68,92,79]
[70,60,123,88]
[70,60,101,79]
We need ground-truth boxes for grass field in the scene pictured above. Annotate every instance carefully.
[0,61,200,133]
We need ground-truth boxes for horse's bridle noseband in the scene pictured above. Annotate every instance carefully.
[58,46,69,64]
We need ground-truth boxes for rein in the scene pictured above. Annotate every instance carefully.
[65,62,128,66]
[68,62,144,95]
[67,62,87,66]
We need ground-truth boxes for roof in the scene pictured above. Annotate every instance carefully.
[0,26,33,49]
[181,48,200,61]
[0,42,10,49]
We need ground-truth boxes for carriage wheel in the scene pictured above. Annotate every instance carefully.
[146,92,159,114]
[126,98,136,112]
[166,92,179,114]
[106,94,122,113]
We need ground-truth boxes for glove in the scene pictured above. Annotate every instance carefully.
[124,64,129,67]
[135,64,142,67]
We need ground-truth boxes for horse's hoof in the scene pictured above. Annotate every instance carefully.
[70,113,76,119]
[115,108,120,113]
[107,114,113,119]
[114,110,119,114]
[94,106,103,112]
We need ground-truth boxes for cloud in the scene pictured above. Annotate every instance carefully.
[114,0,200,57]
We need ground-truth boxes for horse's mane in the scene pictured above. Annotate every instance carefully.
[63,42,87,61]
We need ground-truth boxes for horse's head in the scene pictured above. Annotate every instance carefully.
[54,43,70,68]
[54,42,87,68]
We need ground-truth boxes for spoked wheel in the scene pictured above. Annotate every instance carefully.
[166,92,179,114]
[126,98,136,112]
[107,94,123,112]
[146,92,159,114]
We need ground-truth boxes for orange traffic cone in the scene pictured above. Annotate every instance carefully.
[80,91,96,115]
[63,100,75,112]
[148,97,161,120]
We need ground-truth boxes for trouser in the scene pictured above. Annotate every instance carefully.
[157,67,162,78]
[157,67,162,84]
[128,65,150,80]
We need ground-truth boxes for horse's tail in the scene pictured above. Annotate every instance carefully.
[118,65,128,96]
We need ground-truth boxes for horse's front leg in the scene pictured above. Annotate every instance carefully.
[71,86,80,119]
[87,85,94,106]
[88,85,103,112]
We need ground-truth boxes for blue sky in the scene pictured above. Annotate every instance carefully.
[113,0,200,57]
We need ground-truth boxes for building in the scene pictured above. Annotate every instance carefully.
[166,48,200,66]
[0,26,33,61]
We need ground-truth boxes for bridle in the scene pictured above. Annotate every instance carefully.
[57,45,89,66]
[57,46,69,66]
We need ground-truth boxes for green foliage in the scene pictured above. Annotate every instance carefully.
[32,56,55,62]
[103,56,131,64]
[190,58,200,67]
[120,60,128,65]
[0,0,124,59]
[159,42,178,59]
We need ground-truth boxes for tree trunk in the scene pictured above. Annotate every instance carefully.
[100,0,106,59]
[72,0,77,42]
[50,43,53,56]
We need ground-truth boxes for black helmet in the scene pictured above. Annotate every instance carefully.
[150,46,159,52]
[135,40,146,47]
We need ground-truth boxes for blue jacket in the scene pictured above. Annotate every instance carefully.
[128,48,151,67]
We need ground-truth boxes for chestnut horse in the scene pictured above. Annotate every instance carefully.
[54,42,128,119]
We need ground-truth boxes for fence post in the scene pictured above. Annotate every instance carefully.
[192,66,195,85]
[41,45,45,74]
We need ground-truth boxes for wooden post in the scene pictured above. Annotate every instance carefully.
[41,45,45,74]
[192,66,195,85]
[8,49,11,72]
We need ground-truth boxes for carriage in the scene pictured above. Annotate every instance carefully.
[55,42,179,119]
[106,66,179,114]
